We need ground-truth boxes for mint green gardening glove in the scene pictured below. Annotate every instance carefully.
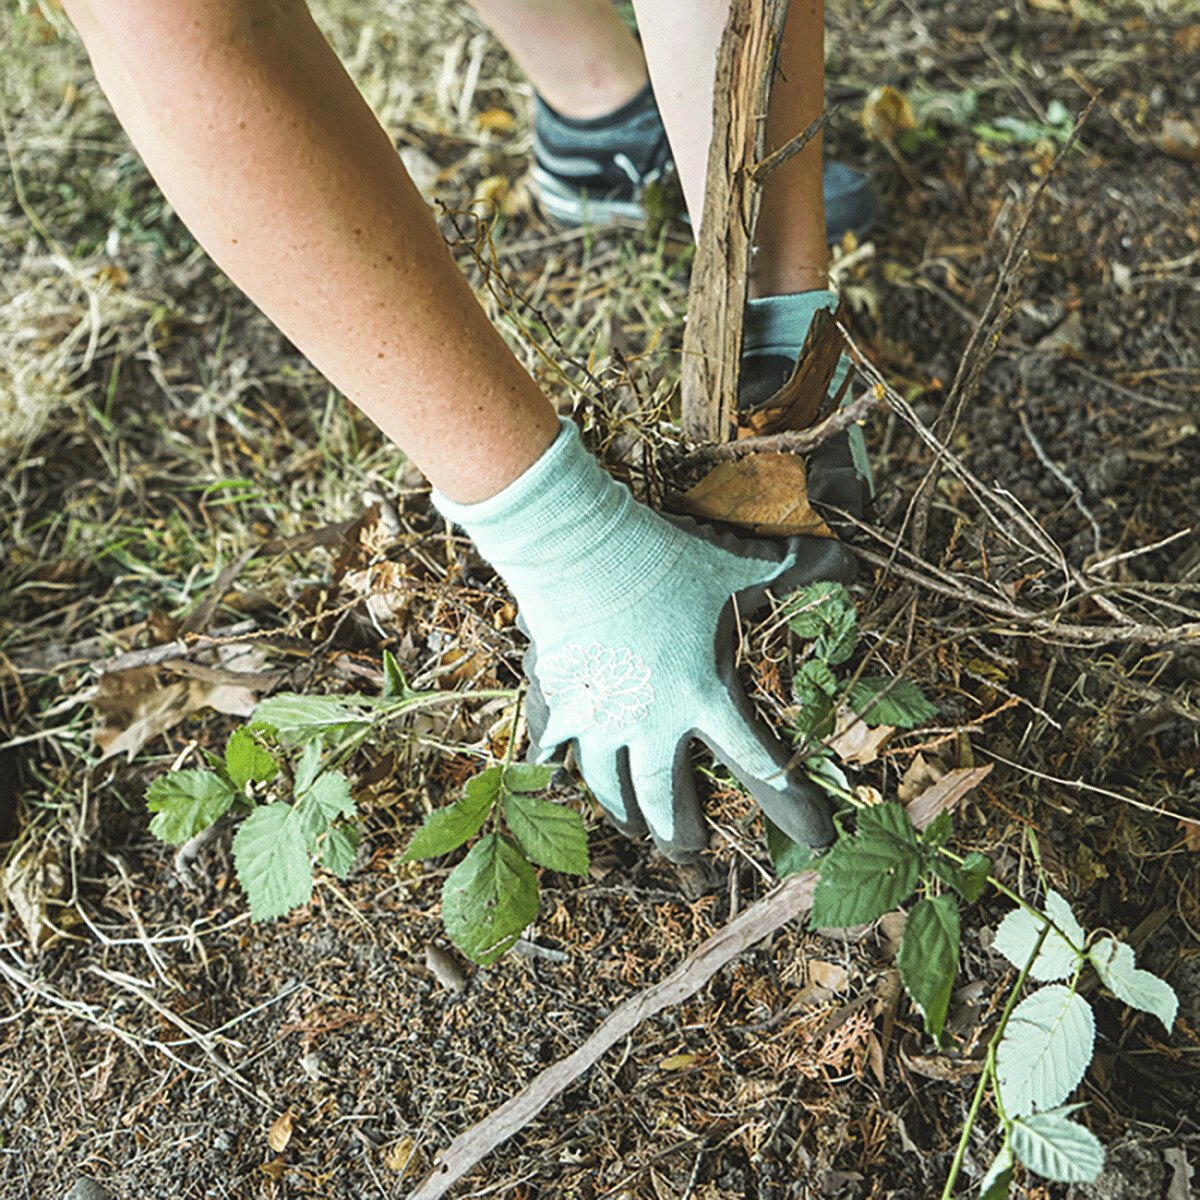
[431,417,856,862]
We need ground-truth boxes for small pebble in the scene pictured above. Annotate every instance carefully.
[63,1180,115,1200]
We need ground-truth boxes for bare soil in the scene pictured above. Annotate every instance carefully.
[1,2,1198,1199]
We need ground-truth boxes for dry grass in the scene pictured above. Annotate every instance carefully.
[1,0,1199,1196]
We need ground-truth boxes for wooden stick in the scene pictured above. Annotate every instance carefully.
[680,0,790,443]
[409,792,955,1198]
[409,872,818,1200]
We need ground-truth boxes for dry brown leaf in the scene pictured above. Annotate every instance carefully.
[267,1110,294,1154]
[828,705,895,765]
[1,844,66,951]
[670,452,834,538]
[861,85,917,142]
[475,107,515,134]
[1159,118,1200,164]
[1178,819,1200,853]
[657,1053,703,1071]
[1175,25,1200,52]
[866,1032,885,1086]
[904,764,994,830]
[92,667,257,762]
[807,960,849,991]
[877,911,907,962]
[260,1158,287,1183]
[384,1136,421,1175]
[896,752,948,805]
[425,943,467,993]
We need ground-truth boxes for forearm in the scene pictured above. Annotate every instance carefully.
[61,0,558,503]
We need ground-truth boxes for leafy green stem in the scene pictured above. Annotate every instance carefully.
[939,923,1050,1200]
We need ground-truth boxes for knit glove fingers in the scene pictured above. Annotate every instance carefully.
[696,681,835,850]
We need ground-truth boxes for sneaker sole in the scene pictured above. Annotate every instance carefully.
[534,165,883,243]
[531,167,652,227]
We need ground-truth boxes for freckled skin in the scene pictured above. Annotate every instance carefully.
[59,0,829,498]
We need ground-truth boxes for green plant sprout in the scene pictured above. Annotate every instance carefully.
[770,582,1178,1198]
[145,651,514,922]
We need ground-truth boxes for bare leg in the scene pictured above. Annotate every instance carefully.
[466,0,649,120]
[60,0,558,504]
[631,0,828,297]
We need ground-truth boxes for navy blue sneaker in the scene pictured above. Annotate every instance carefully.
[531,84,880,241]
[531,83,673,225]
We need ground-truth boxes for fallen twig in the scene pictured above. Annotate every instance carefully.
[409,872,818,1200]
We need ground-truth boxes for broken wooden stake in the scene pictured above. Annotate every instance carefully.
[680,0,790,444]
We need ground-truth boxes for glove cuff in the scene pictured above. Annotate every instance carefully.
[430,418,683,627]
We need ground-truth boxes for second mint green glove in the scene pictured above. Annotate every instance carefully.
[432,418,855,862]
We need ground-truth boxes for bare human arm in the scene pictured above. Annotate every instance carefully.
[61,0,559,504]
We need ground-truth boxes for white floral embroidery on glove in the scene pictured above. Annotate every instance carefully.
[538,642,654,733]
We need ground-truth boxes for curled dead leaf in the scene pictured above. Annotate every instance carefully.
[897,752,947,805]
[903,764,993,830]
[267,1110,294,1154]
[861,85,917,142]
[384,1136,422,1175]
[828,705,895,766]
[2,843,67,951]
[807,960,849,992]
[668,452,833,538]
[92,667,257,762]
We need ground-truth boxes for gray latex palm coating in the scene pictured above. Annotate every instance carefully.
[523,524,856,863]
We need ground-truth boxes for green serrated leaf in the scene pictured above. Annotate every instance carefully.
[441,833,539,965]
[923,809,954,850]
[1010,1109,1104,1184]
[402,767,501,862]
[321,823,361,878]
[898,894,961,1040]
[224,728,278,790]
[293,739,322,796]
[933,852,992,903]
[502,762,557,794]
[296,770,356,851]
[232,803,313,921]
[992,890,1083,982]
[792,659,838,738]
[978,1141,1013,1200]
[996,984,1095,1116]
[765,816,816,878]
[848,678,938,728]
[251,693,368,746]
[1088,937,1177,1033]
[784,581,854,639]
[382,649,411,699]
[503,791,589,875]
[811,802,923,928]
[146,770,238,846]
[957,851,991,902]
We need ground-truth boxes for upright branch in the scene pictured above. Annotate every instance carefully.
[680,0,790,443]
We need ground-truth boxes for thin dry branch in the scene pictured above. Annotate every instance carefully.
[688,389,881,466]
[408,872,819,1200]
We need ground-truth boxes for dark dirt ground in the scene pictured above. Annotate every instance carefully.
[2,1,1199,1198]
